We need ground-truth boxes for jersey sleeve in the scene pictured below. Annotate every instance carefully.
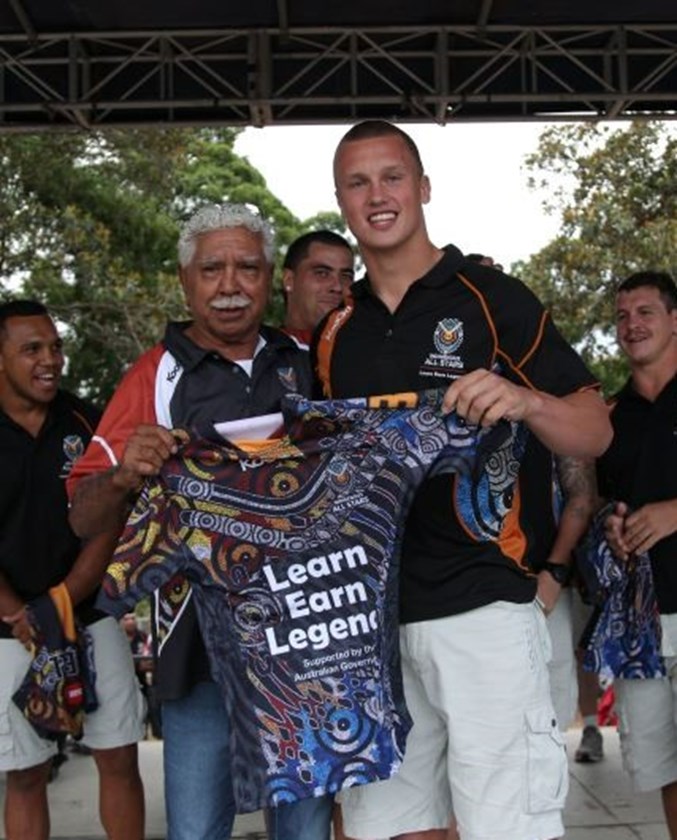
[95,479,188,618]
[66,345,164,498]
[486,273,598,397]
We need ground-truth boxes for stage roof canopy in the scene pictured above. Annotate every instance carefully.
[1,1,676,130]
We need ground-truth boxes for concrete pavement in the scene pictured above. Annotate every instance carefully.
[0,727,669,839]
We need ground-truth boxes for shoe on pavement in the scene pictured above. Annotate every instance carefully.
[574,725,604,763]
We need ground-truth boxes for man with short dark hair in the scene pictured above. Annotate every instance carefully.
[282,230,354,345]
[0,299,145,840]
[600,270,677,839]
[315,119,612,840]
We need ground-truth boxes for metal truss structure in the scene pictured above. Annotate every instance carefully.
[0,22,676,130]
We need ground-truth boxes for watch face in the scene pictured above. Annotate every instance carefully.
[546,563,568,584]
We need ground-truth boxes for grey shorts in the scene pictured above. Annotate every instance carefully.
[0,616,146,771]
[545,588,578,731]
[615,655,677,792]
[340,602,568,840]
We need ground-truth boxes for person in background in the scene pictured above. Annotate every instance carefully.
[316,119,612,840]
[600,271,677,839]
[0,299,145,840]
[120,612,160,738]
[465,252,504,272]
[281,230,354,345]
[573,645,605,762]
[67,204,332,840]
[121,612,148,662]
[281,230,359,840]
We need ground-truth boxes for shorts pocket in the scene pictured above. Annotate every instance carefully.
[525,706,568,813]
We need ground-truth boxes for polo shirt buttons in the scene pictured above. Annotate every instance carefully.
[385,328,393,338]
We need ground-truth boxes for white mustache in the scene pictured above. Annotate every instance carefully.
[211,294,252,310]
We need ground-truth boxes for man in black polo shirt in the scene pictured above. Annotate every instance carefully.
[600,271,677,838]
[68,204,332,840]
[315,120,612,840]
[0,300,145,840]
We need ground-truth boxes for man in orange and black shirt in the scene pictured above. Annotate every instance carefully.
[313,120,612,840]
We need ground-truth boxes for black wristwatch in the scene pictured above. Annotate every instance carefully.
[541,560,571,585]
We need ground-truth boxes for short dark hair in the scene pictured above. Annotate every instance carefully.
[617,271,677,312]
[335,120,424,177]
[0,300,49,343]
[282,231,353,272]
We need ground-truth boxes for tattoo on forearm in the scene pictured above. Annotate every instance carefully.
[556,456,598,504]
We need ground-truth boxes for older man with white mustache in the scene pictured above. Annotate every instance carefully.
[67,204,330,840]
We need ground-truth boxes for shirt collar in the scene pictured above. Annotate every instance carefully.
[162,321,297,371]
[617,370,677,401]
[350,244,466,301]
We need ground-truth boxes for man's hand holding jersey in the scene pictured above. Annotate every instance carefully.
[112,425,179,494]
[605,499,677,560]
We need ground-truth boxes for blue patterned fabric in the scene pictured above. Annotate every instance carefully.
[581,503,665,681]
[99,391,526,811]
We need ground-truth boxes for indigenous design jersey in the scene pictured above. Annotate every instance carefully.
[99,391,525,811]
[68,321,312,700]
[580,505,664,681]
[313,245,599,623]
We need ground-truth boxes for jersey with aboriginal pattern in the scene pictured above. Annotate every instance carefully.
[98,391,525,812]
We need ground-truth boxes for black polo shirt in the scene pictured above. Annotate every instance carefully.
[162,321,313,425]
[314,244,598,623]
[597,373,677,615]
[0,391,101,638]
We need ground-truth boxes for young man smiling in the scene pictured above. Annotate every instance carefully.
[282,230,354,346]
[600,271,677,839]
[314,120,612,840]
[0,300,145,840]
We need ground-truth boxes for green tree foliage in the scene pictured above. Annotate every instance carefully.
[0,128,341,404]
[514,121,676,395]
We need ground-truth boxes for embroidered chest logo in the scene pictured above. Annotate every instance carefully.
[419,318,466,380]
[60,435,85,478]
[434,318,464,354]
[277,367,298,393]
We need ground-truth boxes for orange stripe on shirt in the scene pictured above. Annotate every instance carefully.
[517,310,548,370]
[457,271,543,390]
[456,272,499,368]
[316,302,354,398]
[496,483,529,569]
[72,409,96,436]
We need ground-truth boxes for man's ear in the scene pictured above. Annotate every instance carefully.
[421,174,431,205]
[282,267,295,294]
